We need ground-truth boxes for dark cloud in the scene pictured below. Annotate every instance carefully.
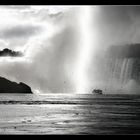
[0,48,22,57]
[0,25,41,39]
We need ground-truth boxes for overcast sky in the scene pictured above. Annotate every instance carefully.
[0,6,140,93]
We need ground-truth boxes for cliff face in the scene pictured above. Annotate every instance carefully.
[0,76,32,93]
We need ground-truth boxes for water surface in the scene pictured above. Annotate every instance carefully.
[0,93,140,135]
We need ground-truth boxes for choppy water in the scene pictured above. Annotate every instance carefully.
[0,93,140,135]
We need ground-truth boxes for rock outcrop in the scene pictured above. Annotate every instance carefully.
[0,76,32,93]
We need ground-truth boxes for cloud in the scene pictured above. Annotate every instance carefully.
[1,5,31,9]
[0,6,72,52]
[0,6,78,93]
[0,24,43,52]
[0,25,41,39]
[0,48,22,57]
[2,6,140,93]
[96,6,140,47]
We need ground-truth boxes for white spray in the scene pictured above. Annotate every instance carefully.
[74,6,97,93]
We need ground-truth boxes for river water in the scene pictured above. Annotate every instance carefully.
[0,93,140,135]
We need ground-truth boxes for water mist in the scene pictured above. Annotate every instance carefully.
[74,6,97,93]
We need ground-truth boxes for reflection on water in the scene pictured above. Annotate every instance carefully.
[0,93,140,134]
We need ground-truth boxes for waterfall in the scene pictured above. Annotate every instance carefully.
[121,59,133,84]
[104,57,138,93]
